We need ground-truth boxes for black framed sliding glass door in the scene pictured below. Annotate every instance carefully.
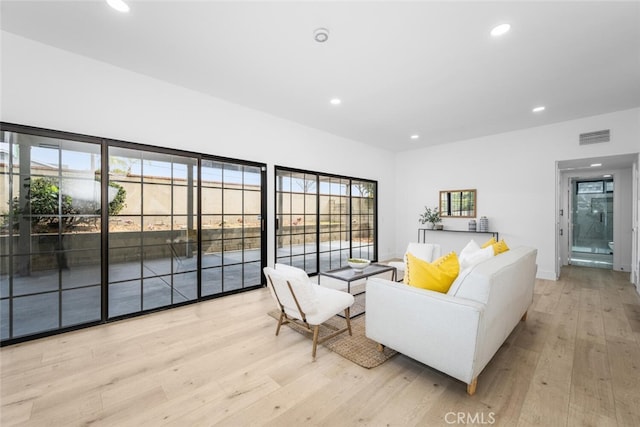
[107,147,199,318]
[1,123,266,345]
[1,130,103,340]
[275,166,377,275]
[200,160,264,297]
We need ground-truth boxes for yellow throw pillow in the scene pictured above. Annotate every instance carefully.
[481,237,510,255]
[406,252,460,293]
[481,237,497,249]
[493,239,510,255]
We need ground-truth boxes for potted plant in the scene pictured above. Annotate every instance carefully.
[419,206,442,230]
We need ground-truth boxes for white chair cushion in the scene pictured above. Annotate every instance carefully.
[265,266,319,315]
[306,286,355,325]
[274,263,318,299]
[275,263,312,283]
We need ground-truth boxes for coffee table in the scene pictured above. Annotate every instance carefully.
[318,263,397,318]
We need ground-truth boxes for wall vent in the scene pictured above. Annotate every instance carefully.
[579,129,610,145]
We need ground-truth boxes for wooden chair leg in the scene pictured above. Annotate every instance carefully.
[345,308,353,335]
[276,311,286,336]
[311,325,320,360]
[521,311,528,322]
[467,378,478,395]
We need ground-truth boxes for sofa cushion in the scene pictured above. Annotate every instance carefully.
[450,246,529,304]
[447,266,473,296]
[459,240,494,270]
[406,251,459,293]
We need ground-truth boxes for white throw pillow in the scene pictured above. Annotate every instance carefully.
[458,240,494,270]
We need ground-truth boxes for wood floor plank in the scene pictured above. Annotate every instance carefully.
[606,336,640,426]
[577,288,607,345]
[532,279,563,314]
[569,339,616,422]
[308,355,430,426]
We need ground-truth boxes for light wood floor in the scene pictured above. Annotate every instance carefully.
[2,266,640,426]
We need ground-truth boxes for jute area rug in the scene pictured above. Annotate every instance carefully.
[267,309,397,369]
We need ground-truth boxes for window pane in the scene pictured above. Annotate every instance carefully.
[13,292,59,337]
[201,187,222,214]
[109,247,141,282]
[62,286,101,327]
[1,299,8,340]
[244,190,261,215]
[143,183,170,215]
[202,267,222,296]
[223,267,242,292]
[143,276,172,310]
[109,280,141,317]
[244,262,261,287]
[173,272,197,301]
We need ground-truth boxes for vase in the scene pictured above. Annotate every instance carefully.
[479,216,489,232]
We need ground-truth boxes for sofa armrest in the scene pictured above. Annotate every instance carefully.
[365,277,485,384]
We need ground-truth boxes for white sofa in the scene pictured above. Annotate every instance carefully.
[365,246,537,395]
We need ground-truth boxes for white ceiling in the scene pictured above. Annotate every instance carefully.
[1,1,639,152]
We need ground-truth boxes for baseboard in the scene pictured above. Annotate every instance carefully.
[536,269,557,281]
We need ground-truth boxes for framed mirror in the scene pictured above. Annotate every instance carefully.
[439,189,476,218]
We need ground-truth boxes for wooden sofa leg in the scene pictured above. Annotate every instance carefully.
[521,311,528,322]
[377,343,385,353]
[467,378,478,396]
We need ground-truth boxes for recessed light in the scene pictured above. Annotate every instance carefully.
[603,174,612,178]
[410,135,420,140]
[590,163,602,167]
[106,0,129,13]
[330,98,341,105]
[490,23,511,37]
[532,106,546,113]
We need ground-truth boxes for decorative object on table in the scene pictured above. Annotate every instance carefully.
[435,224,444,230]
[479,216,489,232]
[468,219,477,231]
[419,206,442,230]
[347,258,371,271]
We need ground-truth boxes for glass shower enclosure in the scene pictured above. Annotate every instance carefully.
[570,178,614,269]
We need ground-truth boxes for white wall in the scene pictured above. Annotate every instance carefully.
[395,108,640,280]
[0,32,397,263]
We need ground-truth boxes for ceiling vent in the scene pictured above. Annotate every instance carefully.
[579,129,610,145]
